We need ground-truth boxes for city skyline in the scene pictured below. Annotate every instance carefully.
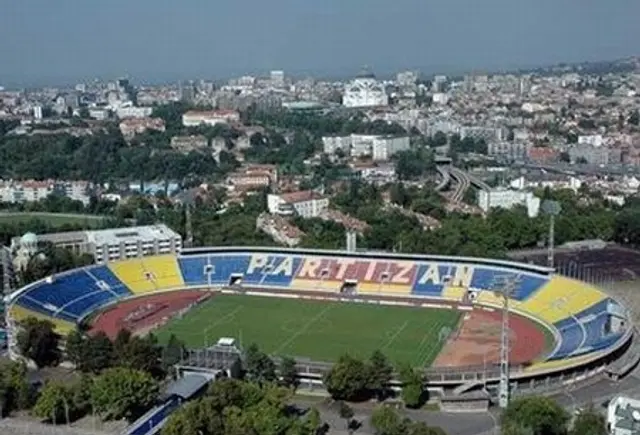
[1,0,639,87]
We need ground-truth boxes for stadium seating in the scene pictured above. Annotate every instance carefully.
[469,268,548,301]
[518,276,605,324]
[8,305,75,335]
[13,270,123,322]
[88,265,132,297]
[6,250,629,370]
[550,298,625,358]
[109,255,184,294]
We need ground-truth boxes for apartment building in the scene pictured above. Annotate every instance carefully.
[487,141,528,161]
[267,190,329,218]
[0,180,91,205]
[256,213,303,247]
[182,110,240,127]
[322,134,410,161]
[119,117,166,139]
[11,224,182,264]
[477,188,540,217]
[170,135,208,153]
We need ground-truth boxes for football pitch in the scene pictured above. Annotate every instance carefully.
[155,294,461,367]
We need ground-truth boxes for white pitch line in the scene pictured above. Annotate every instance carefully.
[381,320,409,351]
[202,306,243,336]
[273,303,333,355]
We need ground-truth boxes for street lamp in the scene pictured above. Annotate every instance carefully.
[542,200,561,269]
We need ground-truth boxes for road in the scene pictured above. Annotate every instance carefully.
[295,397,498,435]
[448,167,471,203]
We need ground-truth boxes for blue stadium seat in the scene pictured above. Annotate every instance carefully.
[242,255,301,287]
[178,256,210,286]
[180,254,251,286]
[551,298,626,359]
[469,268,547,301]
[14,270,122,322]
[549,319,584,359]
[62,290,118,319]
[86,266,132,297]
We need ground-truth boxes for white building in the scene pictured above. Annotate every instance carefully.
[115,105,153,119]
[0,180,91,205]
[487,142,528,161]
[432,93,449,105]
[477,188,540,217]
[270,70,285,87]
[343,72,388,108]
[11,224,182,264]
[322,136,352,155]
[323,134,410,161]
[33,106,43,120]
[182,110,240,127]
[267,190,329,218]
[608,395,640,435]
[578,134,604,147]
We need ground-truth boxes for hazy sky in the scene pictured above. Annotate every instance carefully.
[0,0,638,86]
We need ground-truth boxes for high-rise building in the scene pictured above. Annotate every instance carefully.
[270,70,285,87]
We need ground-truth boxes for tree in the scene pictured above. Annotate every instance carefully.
[324,354,371,401]
[90,367,158,421]
[245,344,277,384]
[371,405,406,435]
[114,330,164,378]
[398,363,425,409]
[16,317,60,368]
[80,332,114,373]
[65,329,85,367]
[501,396,569,435]
[0,360,31,416]
[161,397,225,435]
[304,407,323,435]
[570,406,607,435]
[32,381,73,425]
[338,401,355,433]
[279,356,298,389]
[368,350,393,401]
[162,334,186,373]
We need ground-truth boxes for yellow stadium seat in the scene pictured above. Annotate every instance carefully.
[524,352,598,373]
[441,285,467,302]
[519,276,605,324]
[8,305,75,335]
[109,255,184,295]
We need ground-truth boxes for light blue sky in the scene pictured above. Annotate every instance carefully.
[0,0,638,86]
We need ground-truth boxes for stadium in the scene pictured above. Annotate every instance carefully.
[3,246,637,399]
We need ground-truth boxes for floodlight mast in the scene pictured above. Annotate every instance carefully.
[492,275,520,409]
[542,200,561,269]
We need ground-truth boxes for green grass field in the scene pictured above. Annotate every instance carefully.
[155,294,461,367]
[0,212,106,228]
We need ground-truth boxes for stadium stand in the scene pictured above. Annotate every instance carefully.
[109,255,183,294]
[11,269,124,321]
[8,305,75,334]
[519,276,605,324]
[5,249,630,373]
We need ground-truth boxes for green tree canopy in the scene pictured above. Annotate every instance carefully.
[501,396,569,435]
[324,354,371,401]
[90,367,159,422]
[16,317,60,369]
